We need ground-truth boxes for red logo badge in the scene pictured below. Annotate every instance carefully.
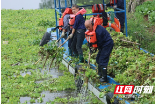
[114,85,134,94]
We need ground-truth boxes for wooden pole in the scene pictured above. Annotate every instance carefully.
[58,37,70,48]
[88,52,91,65]
[35,58,42,65]
[55,36,62,43]
[120,39,141,46]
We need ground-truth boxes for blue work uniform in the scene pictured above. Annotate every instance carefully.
[116,0,124,9]
[71,14,86,56]
[116,0,125,28]
[95,25,114,66]
[106,0,124,9]
[73,14,86,30]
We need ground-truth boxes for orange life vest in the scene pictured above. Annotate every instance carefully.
[92,4,104,13]
[59,8,73,30]
[110,0,117,5]
[85,16,103,48]
[85,15,121,48]
[104,16,121,32]
[69,8,87,29]
[103,23,120,32]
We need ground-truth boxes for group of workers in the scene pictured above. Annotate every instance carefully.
[60,0,125,83]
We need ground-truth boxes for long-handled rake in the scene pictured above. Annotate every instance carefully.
[55,35,63,43]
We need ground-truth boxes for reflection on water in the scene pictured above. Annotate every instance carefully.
[18,67,97,104]
[14,70,31,77]
[20,90,77,104]
[20,97,31,104]
[18,67,102,104]
[13,66,63,78]
[20,71,31,76]
[20,90,95,104]
[40,67,64,78]
[35,67,64,83]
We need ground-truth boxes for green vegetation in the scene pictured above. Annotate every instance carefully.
[52,91,103,104]
[1,9,76,104]
[1,1,155,103]
[1,9,104,104]
[136,0,155,21]
[82,29,155,103]
[127,0,155,54]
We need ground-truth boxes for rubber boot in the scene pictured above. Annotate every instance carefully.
[79,55,84,63]
[69,49,72,56]
[99,66,107,82]
[72,53,79,65]
[74,53,78,58]
[121,26,124,33]
[98,65,102,78]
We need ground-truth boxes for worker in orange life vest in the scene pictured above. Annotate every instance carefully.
[105,0,125,33]
[85,20,114,82]
[60,8,73,56]
[69,4,86,63]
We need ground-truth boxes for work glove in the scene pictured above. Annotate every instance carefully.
[90,47,97,54]
[69,33,73,38]
[113,5,117,9]
[61,31,65,38]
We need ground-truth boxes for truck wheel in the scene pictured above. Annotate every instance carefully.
[39,32,51,46]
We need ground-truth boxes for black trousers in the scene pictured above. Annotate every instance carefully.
[96,42,114,66]
[116,12,125,28]
[71,29,86,55]
[68,38,73,49]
